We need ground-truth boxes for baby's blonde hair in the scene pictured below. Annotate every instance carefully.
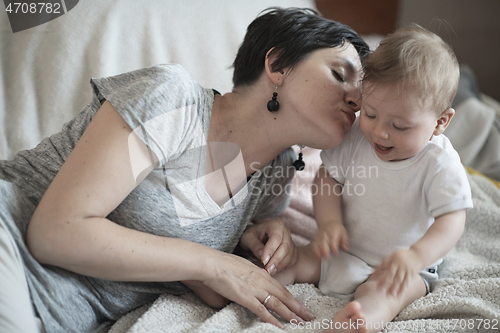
[363,24,459,113]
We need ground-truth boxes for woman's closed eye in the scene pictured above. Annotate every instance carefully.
[332,70,345,83]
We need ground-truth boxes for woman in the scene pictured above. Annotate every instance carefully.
[0,7,369,332]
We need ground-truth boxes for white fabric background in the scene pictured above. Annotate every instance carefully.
[0,0,316,159]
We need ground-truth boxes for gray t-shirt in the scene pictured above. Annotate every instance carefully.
[0,64,295,332]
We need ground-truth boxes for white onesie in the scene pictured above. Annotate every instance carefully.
[318,117,473,299]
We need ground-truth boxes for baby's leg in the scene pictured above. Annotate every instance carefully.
[274,245,322,286]
[182,280,230,309]
[325,273,426,333]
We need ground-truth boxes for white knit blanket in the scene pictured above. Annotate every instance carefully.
[109,172,500,333]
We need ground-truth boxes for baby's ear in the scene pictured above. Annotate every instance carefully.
[433,108,455,136]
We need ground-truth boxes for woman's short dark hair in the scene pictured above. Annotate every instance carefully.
[232,7,370,87]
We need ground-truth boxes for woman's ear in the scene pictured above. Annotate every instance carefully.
[433,107,455,136]
[264,48,284,87]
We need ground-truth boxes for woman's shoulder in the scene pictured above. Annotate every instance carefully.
[90,64,199,98]
[96,63,193,79]
[88,64,213,166]
[89,63,207,123]
[126,64,197,85]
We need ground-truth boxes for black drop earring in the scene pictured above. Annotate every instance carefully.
[293,145,306,171]
[267,84,279,112]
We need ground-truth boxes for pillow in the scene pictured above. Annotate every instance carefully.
[446,64,500,181]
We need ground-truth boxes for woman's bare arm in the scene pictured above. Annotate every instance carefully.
[26,101,209,281]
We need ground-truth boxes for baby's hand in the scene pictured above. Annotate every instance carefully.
[311,222,348,259]
[372,249,423,297]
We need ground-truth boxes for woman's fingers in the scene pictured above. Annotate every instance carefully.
[239,224,265,258]
[248,220,298,275]
[247,296,284,328]
[266,282,316,322]
[264,228,299,275]
[260,222,286,274]
[255,294,301,328]
[247,277,315,326]
[238,275,314,327]
[204,252,314,326]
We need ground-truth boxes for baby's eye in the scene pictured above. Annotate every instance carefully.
[393,124,409,131]
[332,71,345,83]
[364,112,375,119]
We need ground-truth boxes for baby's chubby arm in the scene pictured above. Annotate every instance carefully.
[311,164,349,259]
[373,210,466,296]
[409,210,466,268]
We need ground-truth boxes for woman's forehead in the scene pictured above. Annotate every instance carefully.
[310,44,362,68]
[332,44,362,70]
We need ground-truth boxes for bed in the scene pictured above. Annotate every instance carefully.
[1,1,499,332]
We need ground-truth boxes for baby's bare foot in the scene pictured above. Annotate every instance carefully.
[324,301,367,333]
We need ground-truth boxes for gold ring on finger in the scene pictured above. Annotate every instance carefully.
[263,294,272,307]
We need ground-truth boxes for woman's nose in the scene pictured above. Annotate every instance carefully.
[345,85,362,111]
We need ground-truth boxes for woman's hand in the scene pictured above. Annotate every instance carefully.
[239,219,298,276]
[202,251,315,328]
[371,249,423,297]
[311,222,348,259]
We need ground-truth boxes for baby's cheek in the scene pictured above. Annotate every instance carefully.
[358,120,371,141]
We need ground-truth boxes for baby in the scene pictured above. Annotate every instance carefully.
[274,24,473,332]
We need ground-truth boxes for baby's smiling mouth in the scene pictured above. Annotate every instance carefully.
[374,143,393,155]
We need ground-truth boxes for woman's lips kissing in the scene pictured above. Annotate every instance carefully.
[342,110,356,127]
